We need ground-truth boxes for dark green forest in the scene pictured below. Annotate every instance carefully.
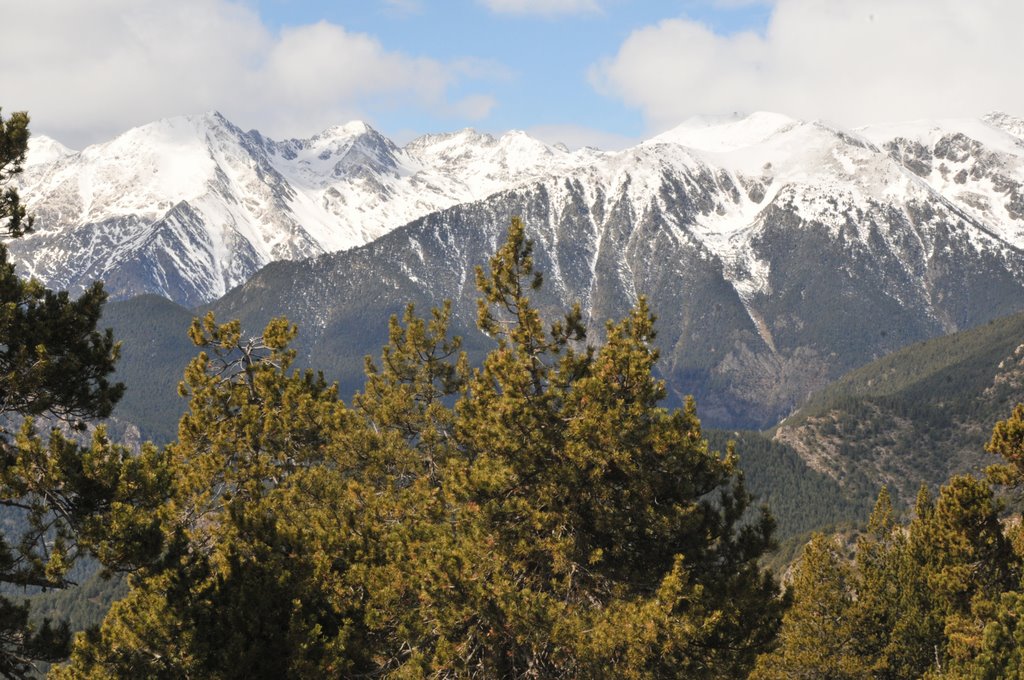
[774,309,1024,506]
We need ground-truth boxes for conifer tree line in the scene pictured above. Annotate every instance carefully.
[4,107,1024,678]
[753,409,1024,679]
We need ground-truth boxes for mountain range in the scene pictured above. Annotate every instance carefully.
[16,110,1024,430]
[15,112,599,306]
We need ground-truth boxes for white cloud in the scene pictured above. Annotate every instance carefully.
[1,0,493,147]
[448,94,499,119]
[479,0,602,17]
[591,0,1024,132]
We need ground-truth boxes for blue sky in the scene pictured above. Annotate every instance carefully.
[4,1,1021,149]
[249,1,773,145]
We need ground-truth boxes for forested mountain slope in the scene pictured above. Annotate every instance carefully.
[774,310,1024,503]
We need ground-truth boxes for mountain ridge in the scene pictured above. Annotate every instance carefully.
[14,110,1024,308]
[771,308,1024,504]
[13,111,599,305]
[16,109,1024,429]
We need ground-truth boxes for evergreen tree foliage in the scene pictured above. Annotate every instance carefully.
[0,109,142,677]
[0,110,32,238]
[944,590,1024,679]
[930,401,1024,679]
[57,218,785,678]
[444,218,783,677]
[756,466,1022,678]
[0,112,123,424]
[986,402,1024,483]
[750,533,867,679]
[54,314,372,678]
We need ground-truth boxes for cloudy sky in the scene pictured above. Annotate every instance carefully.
[3,0,1021,149]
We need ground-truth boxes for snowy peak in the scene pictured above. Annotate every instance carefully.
[314,119,376,140]
[406,128,496,155]
[266,120,404,186]
[280,119,399,163]
[66,113,237,221]
[401,127,601,199]
[100,111,240,155]
[860,116,1024,157]
[985,112,1024,142]
[639,112,890,193]
[648,111,800,152]
[13,113,606,305]
[407,127,571,168]
[24,135,74,167]
[857,115,1024,245]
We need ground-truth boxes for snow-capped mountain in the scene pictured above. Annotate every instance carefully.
[15,109,1024,428]
[12,112,599,306]
[860,114,1024,246]
[179,110,1024,429]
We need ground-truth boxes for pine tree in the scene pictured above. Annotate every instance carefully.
[434,217,785,677]
[345,300,474,675]
[751,533,868,680]
[0,110,32,237]
[757,454,1024,680]
[54,315,374,678]
[58,218,786,678]
[0,108,144,677]
[871,485,944,679]
[986,402,1024,484]
[932,402,1024,679]
[944,590,1024,679]
[849,486,901,669]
